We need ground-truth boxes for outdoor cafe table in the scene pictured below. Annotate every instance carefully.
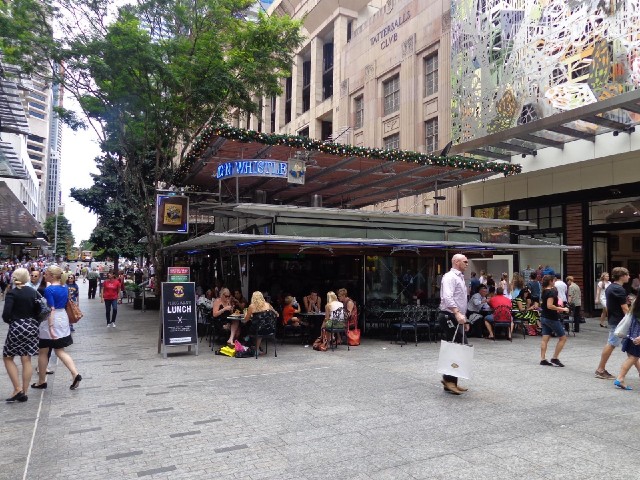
[299,312,325,340]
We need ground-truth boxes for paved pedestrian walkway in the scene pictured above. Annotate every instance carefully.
[2,282,640,479]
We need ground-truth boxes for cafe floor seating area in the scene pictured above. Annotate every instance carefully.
[390,305,432,346]
[363,301,441,345]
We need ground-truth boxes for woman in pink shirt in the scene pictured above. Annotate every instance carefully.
[100,271,121,327]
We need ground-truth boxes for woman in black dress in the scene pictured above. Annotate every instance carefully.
[2,268,40,402]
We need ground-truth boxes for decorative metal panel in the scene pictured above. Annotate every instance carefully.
[451,0,640,143]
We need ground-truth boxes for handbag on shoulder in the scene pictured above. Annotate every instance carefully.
[34,292,52,323]
[65,300,84,324]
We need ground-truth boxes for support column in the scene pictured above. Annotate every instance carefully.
[309,36,324,139]
[292,53,302,122]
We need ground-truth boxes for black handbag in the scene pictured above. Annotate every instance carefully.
[34,292,51,323]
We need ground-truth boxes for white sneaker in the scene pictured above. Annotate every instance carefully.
[112,323,116,328]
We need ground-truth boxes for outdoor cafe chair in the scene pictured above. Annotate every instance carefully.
[250,310,278,358]
[511,310,527,339]
[325,307,349,351]
[491,305,513,341]
[390,305,421,346]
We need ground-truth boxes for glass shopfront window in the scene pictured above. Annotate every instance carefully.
[590,196,640,225]
[472,206,510,243]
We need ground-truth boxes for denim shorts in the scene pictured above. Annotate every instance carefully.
[607,326,621,348]
[541,317,566,337]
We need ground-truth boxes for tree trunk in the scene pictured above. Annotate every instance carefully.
[112,253,120,276]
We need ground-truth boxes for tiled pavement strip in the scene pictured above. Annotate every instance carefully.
[2,281,640,479]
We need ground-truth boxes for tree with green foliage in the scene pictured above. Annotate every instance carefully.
[71,154,147,273]
[0,0,56,76]
[43,214,75,259]
[56,0,303,285]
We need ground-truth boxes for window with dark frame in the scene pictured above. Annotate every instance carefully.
[322,42,334,100]
[284,76,292,124]
[354,95,364,130]
[424,53,438,97]
[302,60,311,112]
[383,74,400,116]
[425,117,438,153]
[270,95,276,132]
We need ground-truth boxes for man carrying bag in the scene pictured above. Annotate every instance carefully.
[437,253,472,395]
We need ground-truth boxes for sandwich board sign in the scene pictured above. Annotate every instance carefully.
[159,282,198,358]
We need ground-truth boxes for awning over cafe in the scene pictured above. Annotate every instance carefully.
[164,231,579,254]
[175,125,522,209]
[451,89,640,162]
[164,204,578,254]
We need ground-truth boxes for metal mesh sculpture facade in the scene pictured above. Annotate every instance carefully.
[451,0,640,142]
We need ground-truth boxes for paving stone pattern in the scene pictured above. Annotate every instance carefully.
[2,282,640,479]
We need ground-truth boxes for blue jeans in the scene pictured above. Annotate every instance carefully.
[104,299,118,324]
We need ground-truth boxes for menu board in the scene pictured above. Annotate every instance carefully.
[161,282,197,349]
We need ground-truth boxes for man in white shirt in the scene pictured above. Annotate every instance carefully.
[554,274,568,305]
[438,253,470,395]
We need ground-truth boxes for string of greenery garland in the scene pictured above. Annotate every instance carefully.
[174,124,522,185]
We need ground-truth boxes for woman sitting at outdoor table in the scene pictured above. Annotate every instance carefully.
[512,286,541,335]
[197,289,213,310]
[244,291,278,354]
[232,289,248,311]
[322,291,345,345]
[303,289,322,313]
[212,287,237,346]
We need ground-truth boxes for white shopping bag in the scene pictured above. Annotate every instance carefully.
[614,313,633,338]
[437,325,475,380]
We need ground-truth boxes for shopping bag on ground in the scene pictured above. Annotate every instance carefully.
[437,325,474,380]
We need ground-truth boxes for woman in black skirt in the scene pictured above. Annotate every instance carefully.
[2,268,39,402]
[32,265,82,391]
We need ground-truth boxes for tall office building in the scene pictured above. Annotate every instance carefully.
[0,58,46,258]
[24,73,54,223]
[46,64,64,216]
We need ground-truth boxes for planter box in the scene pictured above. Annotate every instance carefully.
[133,297,160,310]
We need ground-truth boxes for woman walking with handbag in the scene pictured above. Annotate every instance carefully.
[66,274,80,332]
[32,265,82,391]
[2,268,40,402]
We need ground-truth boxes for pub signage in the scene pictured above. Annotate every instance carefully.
[216,160,288,180]
[215,158,306,185]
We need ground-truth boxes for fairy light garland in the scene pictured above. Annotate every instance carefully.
[174,124,522,184]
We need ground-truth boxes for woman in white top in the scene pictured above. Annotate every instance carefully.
[596,272,611,328]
